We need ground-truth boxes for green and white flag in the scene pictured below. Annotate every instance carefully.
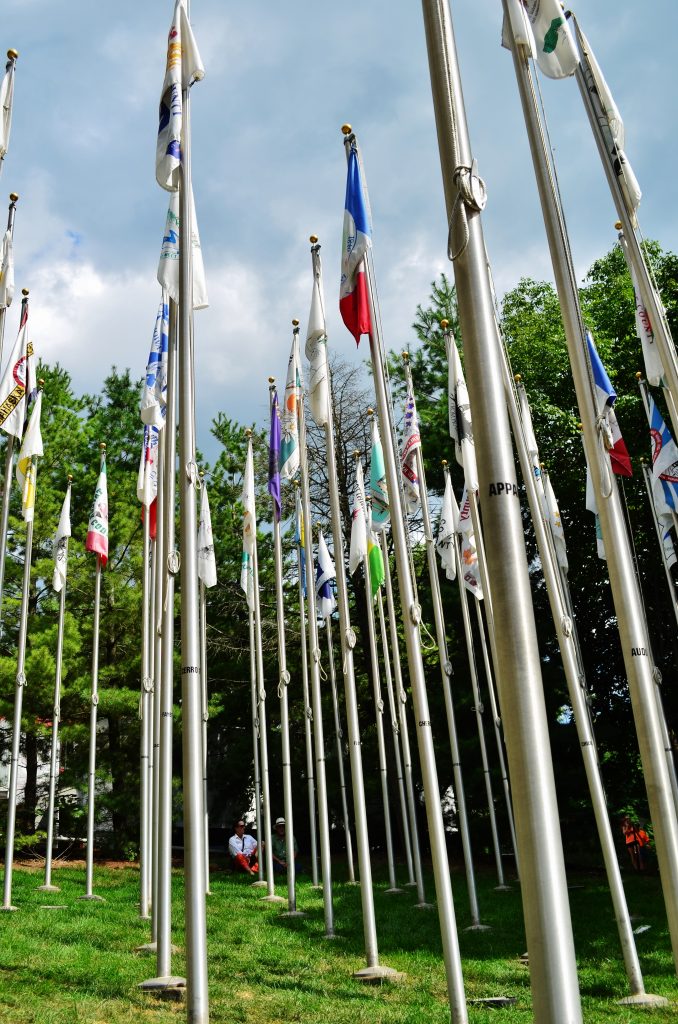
[240,442,256,609]
[305,254,329,428]
[53,484,72,593]
[369,417,389,532]
[524,0,579,79]
[367,530,384,598]
[280,334,302,480]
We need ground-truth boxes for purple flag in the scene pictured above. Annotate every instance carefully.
[268,391,282,521]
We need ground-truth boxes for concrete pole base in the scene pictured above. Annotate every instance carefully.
[250,880,268,888]
[494,884,512,892]
[384,887,405,895]
[464,923,491,932]
[414,901,435,911]
[78,894,105,902]
[36,884,61,893]
[139,976,187,1001]
[135,941,157,954]
[280,910,306,918]
[404,881,418,888]
[260,894,286,904]
[138,912,151,921]
[0,905,18,912]
[310,883,324,891]
[617,993,669,1007]
[353,964,405,984]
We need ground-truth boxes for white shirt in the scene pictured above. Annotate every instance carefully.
[228,832,257,859]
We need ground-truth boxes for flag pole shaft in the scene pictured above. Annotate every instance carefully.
[150,433,165,943]
[2,465,36,910]
[248,607,262,847]
[199,578,210,895]
[0,434,16,634]
[505,9,678,974]
[380,532,428,905]
[295,526,319,887]
[83,554,101,899]
[325,615,355,883]
[252,533,275,891]
[421,1,583,1016]
[0,193,18,368]
[139,497,152,918]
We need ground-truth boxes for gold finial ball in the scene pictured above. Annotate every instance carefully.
[577,422,583,431]
[514,373,522,382]
[9,192,18,203]
[442,459,448,467]
[309,235,318,244]
[292,319,300,327]
[7,50,18,61]
[353,450,361,459]
[67,474,73,482]
[22,287,29,296]
[614,221,623,231]
[38,378,45,387]
[199,469,205,478]
[367,407,374,417]
[293,478,300,488]
[341,123,352,135]
[440,319,449,330]
[245,427,252,437]
[635,371,643,380]
[99,442,107,451]
[540,462,545,469]
[401,351,409,361]
[268,376,275,384]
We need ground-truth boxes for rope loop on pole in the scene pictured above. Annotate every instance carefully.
[410,601,422,625]
[448,158,487,262]
[653,666,663,685]
[312,646,321,665]
[595,417,614,499]
[346,627,356,650]
[561,615,573,638]
[92,693,99,707]
[305,705,313,722]
[377,697,384,715]
[142,675,154,694]
[186,459,199,485]
[54,702,60,721]
[16,671,26,687]
[399,687,408,705]
[254,714,260,738]
[278,669,290,699]
[258,687,266,704]
[443,659,453,677]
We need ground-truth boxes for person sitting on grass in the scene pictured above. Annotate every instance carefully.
[228,819,259,876]
[271,816,298,875]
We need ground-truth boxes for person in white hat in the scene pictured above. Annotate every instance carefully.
[271,816,298,874]
[228,818,259,876]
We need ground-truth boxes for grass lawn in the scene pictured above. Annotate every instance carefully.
[0,858,675,1023]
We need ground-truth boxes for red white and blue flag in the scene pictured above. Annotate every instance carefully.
[586,330,632,477]
[648,393,678,515]
[340,143,371,344]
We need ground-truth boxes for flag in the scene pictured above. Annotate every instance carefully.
[86,455,109,567]
[648,393,678,515]
[629,261,664,387]
[525,0,579,79]
[316,530,336,619]
[502,0,536,57]
[305,253,329,428]
[268,391,282,521]
[157,187,209,309]
[543,472,568,573]
[241,442,256,609]
[349,459,368,575]
[436,473,457,581]
[0,54,15,161]
[369,417,389,532]
[197,480,217,588]
[457,485,483,599]
[16,390,43,522]
[53,485,72,593]
[156,0,204,191]
[0,228,14,309]
[141,293,169,426]
[367,531,384,598]
[340,143,372,344]
[586,330,632,476]
[0,301,35,439]
[280,335,302,480]
[401,383,421,514]
[136,425,159,508]
[446,331,478,491]
[295,489,306,596]
[585,466,606,560]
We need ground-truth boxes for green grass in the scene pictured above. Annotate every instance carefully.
[0,860,675,1022]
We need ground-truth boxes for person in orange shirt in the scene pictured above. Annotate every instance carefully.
[621,815,650,872]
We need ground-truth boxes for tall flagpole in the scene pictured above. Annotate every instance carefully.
[0,192,19,367]
[198,476,210,897]
[0,51,18,185]
[248,606,263,849]
[344,127,466,1016]
[38,476,72,897]
[503,7,678,974]
[149,431,165,946]
[139,471,153,919]
[324,614,355,883]
[419,1,583,1016]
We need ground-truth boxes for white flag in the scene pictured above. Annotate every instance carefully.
[156,0,204,191]
[447,332,478,492]
[197,480,217,588]
[585,466,606,561]
[240,442,256,609]
[349,459,368,576]
[305,257,329,428]
[543,473,568,573]
[140,293,169,427]
[136,425,159,508]
[316,530,337,619]
[524,0,579,79]
[157,187,209,309]
[628,262,664,387]
[16,390,43,522]
[53,484,72,593]
[0,229,14,309]
[436,474,457,582]
[0,306,35,440]
[401,384,421,514]
[457,485,483,599]
[280,334,302,480]
[0,55,15,161]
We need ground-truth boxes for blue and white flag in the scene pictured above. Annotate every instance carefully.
[316,530,336,620]
[241,442,256,610]
[141,292,169,427]
[157,187,209,309]
[649,393,678,516]
[340,141,372,344]
[156,0,204,191]
[586,330,632,476]
[369,417,389,532]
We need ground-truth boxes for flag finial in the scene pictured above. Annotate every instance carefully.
[441,459,448,467]
[268,377,275,387]
[614,221,623,230]
[515,373,522,382]
[67,474,73,481]
[635,371,643,380]
[99,441,106,451]
[292,319,299,328]
[7,50,18,61]
[401,351,409,362]
[245,428,252,438]
[309,235,318,244]
[341,123,352,135]
[9,193,18,203]
[353,450,360,459]
[367,407,374,417]
[21,287,28,296]
[38,378,45,390]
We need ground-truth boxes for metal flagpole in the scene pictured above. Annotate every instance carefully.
[0,51,17,186]
[310,238,392,978]
[419,1,583,1016]
[344,126,465,1012]
[268,381,300,915]
[375,588,414,886]
[295,336,335,934]
[149,431,165,946]
[80,443,106,903]
[38,476,72,898]
[379,532,429,907]
[325,614,355,883]
[294,487,319,889]
[139,475,153,919]
[0,193,19,367]
[504,7,678,975]
[248,605,263,855]
[198,475,210,897]
[1,438,39,911]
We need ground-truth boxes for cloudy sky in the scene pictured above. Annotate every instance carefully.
[3,1,676,463]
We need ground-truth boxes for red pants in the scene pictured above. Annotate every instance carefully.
[233,853,258,873]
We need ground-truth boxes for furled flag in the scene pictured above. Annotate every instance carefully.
[268,390,282,521]
[446,331,478,492]
[305,251,329,428]
[0,228,14,309]
[16,389,43,522]
[156,0,204,191]
[401,383,421,514]
[340,142,372,344]
[501,0,536,58]
[349,459,368,575]
[585,466,606,561]
[436,472,457,582]
[280,335,302,481]
[524,0,579,79]
[648,393,678,516]
[629,261,663,387]
[0,299,35,439]
[86,454,109,567]
[141,293,169,427]
[316,530,336,619]
[136,425,159,508]
[53,483,72,593]
[241,442,256,609]
[295,488,306,595]
[0,52,16,161]
[542,471,568,573]
[457,485,483,599]
[157,187,209,309]
[586,330,632,476]
[370,417,389,531]
[197,479,217,588]
[367,530,385,599]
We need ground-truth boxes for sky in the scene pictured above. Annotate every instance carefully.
[3,0,677,466]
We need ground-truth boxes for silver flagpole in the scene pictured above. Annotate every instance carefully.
[504,7,678,974]
[310,238,392,978]
[80,443,106,903]
[0,193,19,367]
[1,435,39,912]
[149,431,165,947]
[0,51,17,185]
[375,588,414,886]
[294,482,319,887]
[268,381,300,915]
[138,476,153,919]
[295,336,335,934]
[324,614,355,883]
[38,476,72,897]
[248,605,263,857]
[380,531,429,907]
[419,0,582,1014]
[344,127,465,1012]
[198,473,210,897]
[145,530,156,921]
